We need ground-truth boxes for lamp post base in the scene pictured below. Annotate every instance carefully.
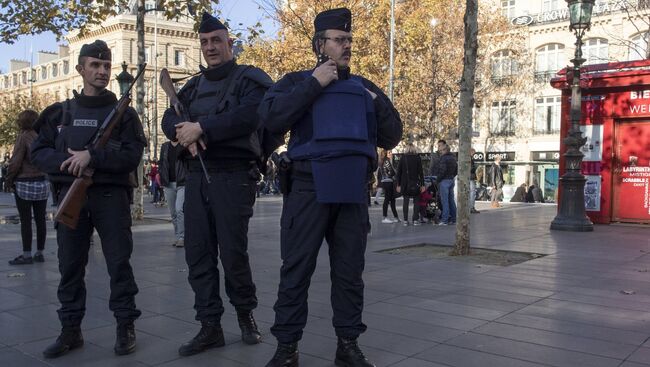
[550,175,594,232]
[550,216,594,232]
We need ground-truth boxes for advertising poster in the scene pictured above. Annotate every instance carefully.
[579,125,603,162]
[584,175,601,212]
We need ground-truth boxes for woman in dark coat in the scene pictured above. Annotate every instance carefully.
[396,143,424,226]
[379,149,400,223]
[5,110,49,265]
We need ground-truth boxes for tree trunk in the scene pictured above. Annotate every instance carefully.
[132,0,146,221]
[451,0,478,256]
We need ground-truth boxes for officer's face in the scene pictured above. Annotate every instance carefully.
[200,30,234,68]
[320,29,352,68]
[76,57,111,91]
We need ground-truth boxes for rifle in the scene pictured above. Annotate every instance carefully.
[55,64,146,229]
[159,68,211,183]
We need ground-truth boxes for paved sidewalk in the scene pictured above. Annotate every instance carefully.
[1,191,649,366]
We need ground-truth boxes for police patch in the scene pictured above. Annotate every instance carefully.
[73,119,98,127]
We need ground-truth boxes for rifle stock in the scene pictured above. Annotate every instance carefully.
[55,64,145,229]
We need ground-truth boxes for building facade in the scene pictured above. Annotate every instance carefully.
[0,3,202,160]
[475,0,650,201]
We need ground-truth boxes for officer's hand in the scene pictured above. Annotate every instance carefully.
[60,149,91,177]
[365,88,377,100]
[396,186,401,193]
[187,142,199,157]
[312,60,338,88]
[420,186,426,193]
[175,122,203,147]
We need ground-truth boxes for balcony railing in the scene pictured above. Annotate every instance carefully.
[534,71,557,84]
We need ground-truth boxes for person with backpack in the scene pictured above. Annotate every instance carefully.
[436,144,457,225]
[161,12,273,356]
[489,155,505,208]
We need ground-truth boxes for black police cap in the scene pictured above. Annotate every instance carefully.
[314,8,352,33]
[199,12,227,33]
[78,40,111,63]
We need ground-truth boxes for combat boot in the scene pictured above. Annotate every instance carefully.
[265,342,299,367]
[42,326,84,359]
[178,321,225,356]
[335,337,375,367]
[237,310,262,344]
[114,321,136,355]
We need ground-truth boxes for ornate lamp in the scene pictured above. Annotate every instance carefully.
[550,0,595,232]
[115,62,134,95]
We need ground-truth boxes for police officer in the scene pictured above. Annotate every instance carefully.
[31,40,145,358]
[258,8,403,367]
[161,12,272,356]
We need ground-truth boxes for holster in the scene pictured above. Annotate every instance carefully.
[272,152,292,195]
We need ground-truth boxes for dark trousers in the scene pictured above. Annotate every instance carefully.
[271,176,369,343]
[403,195,420,222]
[381,181,398,218]
[56,185,140,327]
[14,195,47,252]
[184,168,258,322]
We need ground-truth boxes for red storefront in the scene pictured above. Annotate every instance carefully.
[552,59,650,225]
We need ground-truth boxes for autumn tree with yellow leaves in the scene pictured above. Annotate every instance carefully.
[240,0,532,152]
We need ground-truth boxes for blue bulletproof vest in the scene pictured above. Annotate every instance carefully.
[288,73,378,203]
[58,99,118,153]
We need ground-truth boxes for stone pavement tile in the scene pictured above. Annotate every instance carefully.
[82,324,183,366]
[450,279,555,298]
[533,298,650,322]
[518,304,650,333]
[0,312,60,346]
[133,314,237,344]
[388,358,450,367]
[628,347,650,365]
[382,295,509,320]
[487,266,593,282]
[0,346,52,367]
[362,313,466,343]
[213,340,332,367]
[473,322,638,359]
[620,362,650,367]
[452,286,546,304]
[0,287,49,312]
[364,302,487,331]
[298,332,405,367]
[445,332,621,367]
[9,303,115,331]
[415,344,548,367]
[496,313,650,345]
[431,293,529,313]
[549,291,650,312]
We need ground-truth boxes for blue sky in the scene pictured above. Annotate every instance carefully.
[0,0,277,73]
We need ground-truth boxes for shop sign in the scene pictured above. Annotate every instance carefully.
[486,151,516,161]
[512,1,627,27]
[532,151,560,162]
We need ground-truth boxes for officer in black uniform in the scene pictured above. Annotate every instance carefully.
[258,8,402,367]
[30,40,146,359]
[161,12,273,356]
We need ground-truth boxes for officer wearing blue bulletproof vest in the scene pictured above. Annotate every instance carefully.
[258,8,402,367]
[30,40,146,359]
[161,12,273,356]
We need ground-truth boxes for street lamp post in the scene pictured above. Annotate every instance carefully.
[550,0,595,232]
[116,61,135,95]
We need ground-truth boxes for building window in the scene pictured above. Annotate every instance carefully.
[583,38,608,65]
[490,100,516,136]
[501,0,515,18]
[534,96,561,135]
[491,49,517,81]
[535,43,565,83]
[52,64,58,78]
[629,33,649,61]
[144,46,151,63]
[21,71,27,85]
[41,67,47,80]
[542,0,561,12]
[63,61,69,75]
[174,50,185,66]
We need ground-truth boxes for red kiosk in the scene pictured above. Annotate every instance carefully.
[552,59,650,224]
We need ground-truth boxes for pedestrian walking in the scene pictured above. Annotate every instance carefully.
[5,109,49,265]
[490,155,505,208]
[469,148,480,213]
[258,8,402,366]
[437,144,458,225]
[31,40,146,358]
[379,149,399,223]
[396,143,424,226]
[159,141,186,247]
[161,12,272,356]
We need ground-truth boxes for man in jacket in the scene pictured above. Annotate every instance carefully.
[161,12,272,356]
[158,140,186,247]
[437,144,457,225]
[490,155,505,208]
[258,8,402,367]
[31,40,146,358]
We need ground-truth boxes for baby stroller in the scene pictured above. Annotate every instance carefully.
[422,179,441,224]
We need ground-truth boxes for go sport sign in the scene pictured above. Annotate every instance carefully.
[511,1,628,27]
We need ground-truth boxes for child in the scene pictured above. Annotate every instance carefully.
[417,184,434,224]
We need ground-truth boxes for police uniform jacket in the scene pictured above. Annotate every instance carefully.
[31,90,146,187]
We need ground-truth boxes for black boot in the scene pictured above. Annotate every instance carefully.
[335,337,375,367]
[237,310,262,344]
[114,321,136,355]
[265,342,299,367]
[178,321,225,356]
[42,327,84,359]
